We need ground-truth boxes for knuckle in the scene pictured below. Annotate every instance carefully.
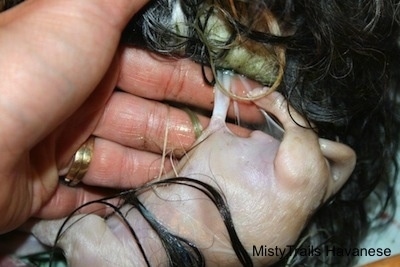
[163,61,188,101]
[143,103,169,152]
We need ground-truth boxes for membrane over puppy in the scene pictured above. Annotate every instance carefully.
[30,70,356,267]
[29,70,276,266]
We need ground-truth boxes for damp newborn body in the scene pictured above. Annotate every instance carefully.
[0,0,396,266]
[29,71,356,267]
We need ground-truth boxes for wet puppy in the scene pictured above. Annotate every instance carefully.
[30,69,355,266]
[3,1,400,266]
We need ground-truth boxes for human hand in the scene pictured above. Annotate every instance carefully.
[0,0,265,233]
[35,46,265,221]
[0,0,150,233]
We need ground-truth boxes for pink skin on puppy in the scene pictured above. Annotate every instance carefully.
[29,71,356,267]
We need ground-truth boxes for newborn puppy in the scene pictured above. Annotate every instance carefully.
[3,0,399,266]
[29,70,355,267]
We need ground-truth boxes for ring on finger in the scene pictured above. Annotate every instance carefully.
[184,108,203,139]
[60,136,95,187]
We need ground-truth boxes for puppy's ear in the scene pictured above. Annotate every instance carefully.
[319,138,356,200]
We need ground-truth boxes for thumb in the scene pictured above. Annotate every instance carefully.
[1,0,148,29]
[0,0,149,154]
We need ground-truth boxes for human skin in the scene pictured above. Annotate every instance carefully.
[0,3,357,265]
[0,0,263,234]
[0,0,150,233]
[29,71,356,266]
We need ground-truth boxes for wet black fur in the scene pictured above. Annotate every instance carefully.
[124,1,400,266]
[3,1,400,266]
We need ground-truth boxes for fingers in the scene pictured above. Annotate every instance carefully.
[66,90,199,189]
[83,138,176,188]
[94,91,208,156]
[118,47,265,124]
[94,91,251,155]
[0,0,150,231]
[81,91,250,188]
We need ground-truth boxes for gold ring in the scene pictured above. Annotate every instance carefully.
[184,108,203,139]
[61,137,94,186]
